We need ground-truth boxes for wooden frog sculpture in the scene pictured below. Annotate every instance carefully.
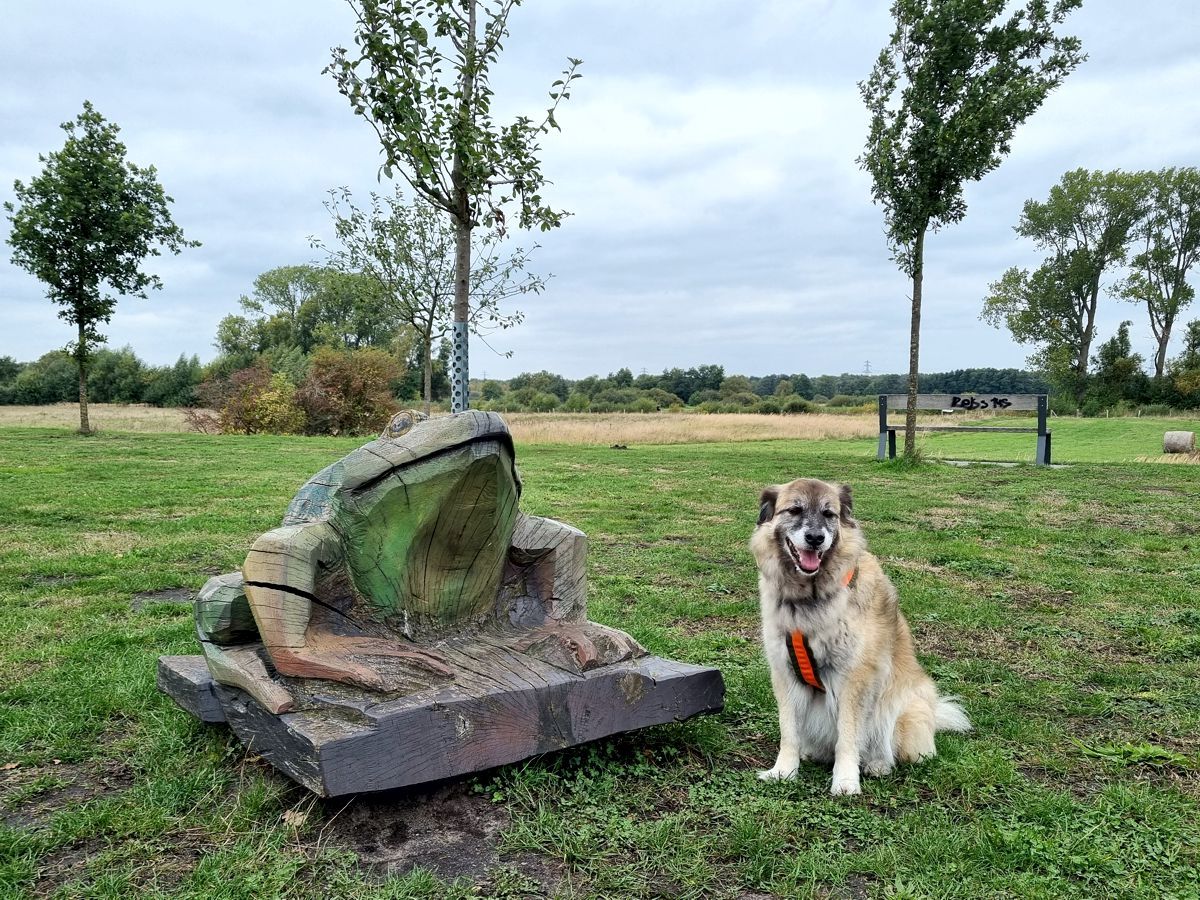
[162,409,724,795]
[195,410,640,715]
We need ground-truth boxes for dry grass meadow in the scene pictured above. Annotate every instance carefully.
[0,404,876,444]
[0,403,192,432]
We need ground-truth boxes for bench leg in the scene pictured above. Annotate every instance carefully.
[1036,432,1051,466]
[878,430,897,460]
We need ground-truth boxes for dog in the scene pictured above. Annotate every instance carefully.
[750,478,970,795]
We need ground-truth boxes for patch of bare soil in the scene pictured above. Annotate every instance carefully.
[1016,761,1109,800]
[1003,584,1076,611]
[130,587,194,611]
[668,616,759,642]
[29,837,111,897]
[316,782,567,893]
[1,758,133,829]
[918,507,966,530]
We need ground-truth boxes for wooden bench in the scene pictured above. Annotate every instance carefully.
[877,394,1051,465]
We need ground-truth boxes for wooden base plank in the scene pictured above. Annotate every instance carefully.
[158,653,723,796]
[156,655,226,723]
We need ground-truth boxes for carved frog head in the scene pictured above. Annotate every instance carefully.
[284,410,521,635]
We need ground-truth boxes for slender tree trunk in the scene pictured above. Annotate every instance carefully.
[1153,301,1173,380]
[1075,283,1100,405]
[904,229,925,459]
[76,320,91,435]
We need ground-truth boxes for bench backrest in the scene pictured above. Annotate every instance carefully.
[883,393,1043,412]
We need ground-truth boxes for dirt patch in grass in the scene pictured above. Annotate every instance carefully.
[669,616,760,642]
[919,507,966,530]
[1,758,133,828]
[130,587,194,611]
[1003,584,1077,611]
[29,837,111,898]
[316,782,566,892]
[1016,762,1109,800]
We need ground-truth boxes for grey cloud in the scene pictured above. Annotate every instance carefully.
[2,1,1198,382]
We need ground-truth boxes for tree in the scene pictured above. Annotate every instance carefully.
[1166,319,1200,407]
[4,102,198,433]
[326,0,580,413]
[982,170,1145,404]
[1114,167,1200,379]
[858,0,1083,457]
[1089,320,1147,408]
[215,264,398,360]
[314,187,538,413]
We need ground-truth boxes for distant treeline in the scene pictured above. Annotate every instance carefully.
[0,349,202,407]
[6,346,1195,431]
[473,366,1052,415]
[0,349,1045,412]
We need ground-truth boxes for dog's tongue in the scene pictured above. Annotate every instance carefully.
[799,549,821,572]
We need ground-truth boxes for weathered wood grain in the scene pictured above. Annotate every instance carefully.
[160,410,727,795]
[166,653,724,796]
[157,655,226,723]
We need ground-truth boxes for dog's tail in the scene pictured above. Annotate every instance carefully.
[934,695,972,732]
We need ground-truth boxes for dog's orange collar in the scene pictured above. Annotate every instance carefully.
[785,568,855,693]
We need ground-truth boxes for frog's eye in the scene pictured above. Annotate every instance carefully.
[384,410,426,439]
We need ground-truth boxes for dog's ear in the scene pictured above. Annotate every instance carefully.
[757,486,779,526]
[838,483,856,527]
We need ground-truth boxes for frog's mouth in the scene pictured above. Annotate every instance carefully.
[356,426,520,499]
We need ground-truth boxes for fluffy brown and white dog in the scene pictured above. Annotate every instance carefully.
[750,478,970,795]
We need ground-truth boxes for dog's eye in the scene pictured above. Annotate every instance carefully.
[790,506,804,515]
[822,509,836,518]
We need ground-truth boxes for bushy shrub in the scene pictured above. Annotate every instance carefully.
[254,374,307,434]
[9,352,77,404]
[724,391,760,408]
[1047,394,1077,416]
[143,355,203,407]
[755,397,782,414]
[493,393,526,413]
[295,348,400,435]
[1138,403,1173,416]
[562,392,590,412]
[781,396,814,414]
[528,391,560,412]
[87,347,145,403]
[828,394,868,407]
[628,397,657,413]
[687,389,720,406]
[646,388,683,408]
[194,364,305,434]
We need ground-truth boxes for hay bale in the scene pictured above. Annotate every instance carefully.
[1164,431,1196,454]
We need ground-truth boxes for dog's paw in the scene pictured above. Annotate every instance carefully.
[829,773,861,796]
[757,765,798,782]
[863,758,894,777]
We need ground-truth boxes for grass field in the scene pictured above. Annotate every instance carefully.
[1,419,1198,898]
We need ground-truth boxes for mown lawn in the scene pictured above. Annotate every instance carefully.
[1,424,1198,898]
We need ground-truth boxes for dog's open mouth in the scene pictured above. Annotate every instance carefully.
[785,536,822,575]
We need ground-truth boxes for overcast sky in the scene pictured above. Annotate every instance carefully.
[3,1,1198,380]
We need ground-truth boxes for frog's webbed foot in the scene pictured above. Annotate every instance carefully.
[271,645,390,692]
[305,631,453,678]
[269,631,453,692]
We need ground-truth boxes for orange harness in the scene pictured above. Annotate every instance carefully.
[785,567,855,693]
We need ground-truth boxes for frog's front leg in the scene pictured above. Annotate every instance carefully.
[243,522,449,691]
